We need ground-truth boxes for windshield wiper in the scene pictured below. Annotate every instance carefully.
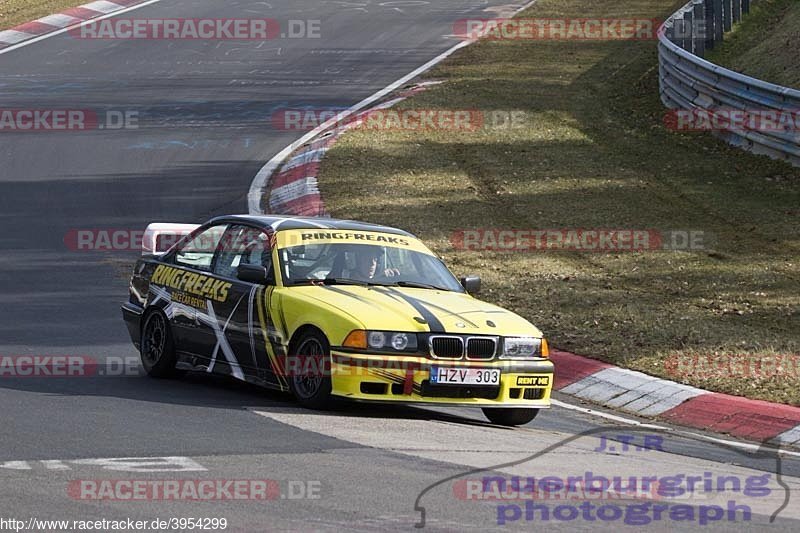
[323,277,371,286]
[291,278,446,290]
[389,280,448,290]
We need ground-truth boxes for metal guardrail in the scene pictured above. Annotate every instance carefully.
[658,0,800,166]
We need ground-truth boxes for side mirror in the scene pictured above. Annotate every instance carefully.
[460,275,481,295]
[237,264,274,285]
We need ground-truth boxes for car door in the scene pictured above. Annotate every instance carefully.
[155,223,228,359]
[210,224,281,385]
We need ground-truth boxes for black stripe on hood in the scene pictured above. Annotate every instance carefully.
[374,287,446,333]
[320,285,383,309]
[401,296,479,329]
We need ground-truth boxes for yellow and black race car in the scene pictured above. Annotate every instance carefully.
[122,215,553,426]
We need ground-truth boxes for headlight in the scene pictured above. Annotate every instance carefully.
[500,337,542,359]
[363,330,417,352]
[345,330,418,352]
[390,333,410,351]
[368,331,386,348]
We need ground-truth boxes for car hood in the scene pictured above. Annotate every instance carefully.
[294,285,542,336]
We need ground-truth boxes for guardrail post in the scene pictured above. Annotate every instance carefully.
[675,11,692,53]
[732,0,742,22]
[722,0,732,32]
[704,0,715,50]
[663,20,675,42]
[712,0,724,43]
[693,0,706,56]
[672,15,684,47]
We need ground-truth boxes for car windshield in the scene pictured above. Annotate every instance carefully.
[278,242,464,291]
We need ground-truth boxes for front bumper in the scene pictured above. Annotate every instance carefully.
[329,351,553,407]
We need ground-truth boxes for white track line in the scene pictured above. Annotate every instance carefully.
[0,0,162,56]
[247,0,541,214]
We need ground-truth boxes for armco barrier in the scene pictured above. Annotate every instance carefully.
[658,0,800,166]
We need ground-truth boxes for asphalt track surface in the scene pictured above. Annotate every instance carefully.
[0,0,798,530]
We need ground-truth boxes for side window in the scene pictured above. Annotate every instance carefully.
[174,225,227,272]
[213,225,273,280]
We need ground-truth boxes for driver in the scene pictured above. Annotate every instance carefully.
[349,246,400,280]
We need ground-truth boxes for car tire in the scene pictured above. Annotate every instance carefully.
[288,331,333,410]
[140,310,183,378]
[482,408,540,426]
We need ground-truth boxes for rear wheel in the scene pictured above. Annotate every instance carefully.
[140,310,183,378]
[288,331,333,409]
[482,408,540,426]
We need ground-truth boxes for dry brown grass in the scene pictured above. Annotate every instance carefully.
[0,0,87,30]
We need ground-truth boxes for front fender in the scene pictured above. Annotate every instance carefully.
[276,288,366,348]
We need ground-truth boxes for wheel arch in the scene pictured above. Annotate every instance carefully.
[287,324,329,354]
[140,305,169,336]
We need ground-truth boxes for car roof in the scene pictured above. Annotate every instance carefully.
[206,214,416,238]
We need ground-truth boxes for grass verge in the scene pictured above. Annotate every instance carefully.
[318,0,800,404]
[706,0,800,89]
[0,0,88,30]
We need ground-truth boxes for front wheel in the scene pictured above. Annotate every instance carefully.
[482,408,540,426]
[140,310,183,378]
[288,331,333,410]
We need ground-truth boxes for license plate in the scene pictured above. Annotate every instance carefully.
[430,367,501,385]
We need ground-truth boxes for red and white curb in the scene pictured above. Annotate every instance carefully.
[266,135,329,217]
[0,0,151,50]
[552,351,800,448]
